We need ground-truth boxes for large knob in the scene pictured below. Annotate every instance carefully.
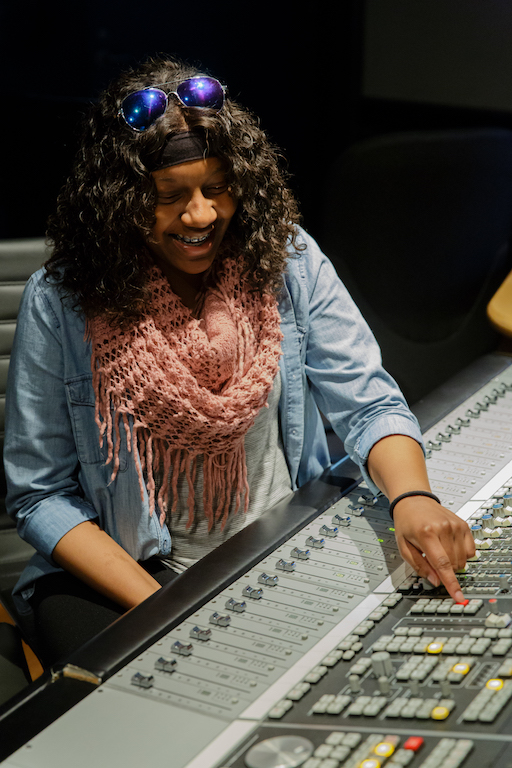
[470,524,483,541]
[371,651,393,678]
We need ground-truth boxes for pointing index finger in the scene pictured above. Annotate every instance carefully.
[422,541,465,604]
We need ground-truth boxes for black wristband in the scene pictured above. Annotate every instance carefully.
[388,490,441,520]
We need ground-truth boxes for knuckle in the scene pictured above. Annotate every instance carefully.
[435,555,452,571]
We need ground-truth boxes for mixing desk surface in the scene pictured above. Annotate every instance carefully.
[3,355,512,768]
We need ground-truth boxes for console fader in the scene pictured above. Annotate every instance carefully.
[4,359,512,768]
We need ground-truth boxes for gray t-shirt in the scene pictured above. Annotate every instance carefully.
[161,372,293,572]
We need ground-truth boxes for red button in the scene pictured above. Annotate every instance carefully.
[456,599,469,606]
[403,737,424,752]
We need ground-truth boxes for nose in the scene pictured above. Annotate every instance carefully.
[181,189,217,229]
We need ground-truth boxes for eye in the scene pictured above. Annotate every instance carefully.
[156,191,181,204]
[205,182,229,196]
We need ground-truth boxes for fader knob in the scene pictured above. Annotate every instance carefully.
[258,573,279,586]
[189,626,212,641]
[332,513,351,527]
[305,536,324,549]
[225,598,246,612]
[290,547,310,560]
[242,585,264,599]
[172,641,193,656]
[210,611,231,626]
[155,657,177,673]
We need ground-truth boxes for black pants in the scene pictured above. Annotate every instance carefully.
[25,559,179,668]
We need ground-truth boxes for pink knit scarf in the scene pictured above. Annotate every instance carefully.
[89,258,283,530]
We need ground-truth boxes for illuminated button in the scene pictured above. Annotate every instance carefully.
[359,760,380,768]
[427,642,444,654]
[452,663,470,675]
[403,736,424,752]
[486,678,504,691]
[431,705,450,720]
[373,742,395,758]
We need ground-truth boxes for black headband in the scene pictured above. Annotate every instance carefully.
[148,130,210,171]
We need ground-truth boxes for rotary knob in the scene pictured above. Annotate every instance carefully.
[371,651,393,678]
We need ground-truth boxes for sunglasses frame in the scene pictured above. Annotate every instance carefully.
[120,76,226,132]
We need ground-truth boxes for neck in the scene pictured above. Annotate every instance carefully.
[154,260,206,311]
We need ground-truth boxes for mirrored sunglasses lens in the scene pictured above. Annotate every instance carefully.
[176,77,224,110]
[121,89,167,131]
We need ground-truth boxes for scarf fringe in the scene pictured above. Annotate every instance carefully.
[90,257,281,530]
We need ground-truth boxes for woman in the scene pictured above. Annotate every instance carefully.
[4,56,474,666]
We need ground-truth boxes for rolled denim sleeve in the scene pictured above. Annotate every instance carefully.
[299,234,423,492]
[4,274,98,564]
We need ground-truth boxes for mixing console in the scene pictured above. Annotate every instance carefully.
[3,359,512,768]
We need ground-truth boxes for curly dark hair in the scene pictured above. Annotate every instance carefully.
[45,55,302,325]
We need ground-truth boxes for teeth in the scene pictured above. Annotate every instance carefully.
[174,233,210,244]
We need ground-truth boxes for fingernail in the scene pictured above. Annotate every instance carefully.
[454,590,465,603]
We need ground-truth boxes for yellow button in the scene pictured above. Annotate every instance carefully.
[486,678,504,691]
[452,663,470,675]
[431,706,450,720]
[427,642,443,654]
[359,760,380,768]
[373,742,395,758]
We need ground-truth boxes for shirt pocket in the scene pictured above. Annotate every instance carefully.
[66,374,128,470]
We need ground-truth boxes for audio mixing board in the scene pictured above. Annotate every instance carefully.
[3,356,512,768]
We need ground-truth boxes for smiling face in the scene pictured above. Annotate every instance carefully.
[148,157,237,296]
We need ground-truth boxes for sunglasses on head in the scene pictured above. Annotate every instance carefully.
[120,76,225,132]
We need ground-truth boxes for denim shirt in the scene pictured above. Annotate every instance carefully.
[4,228,422,607]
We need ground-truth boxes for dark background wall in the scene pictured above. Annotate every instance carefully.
[2,0,512,242]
